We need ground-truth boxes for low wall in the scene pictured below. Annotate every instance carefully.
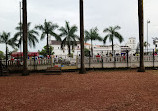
[7,55,158,71]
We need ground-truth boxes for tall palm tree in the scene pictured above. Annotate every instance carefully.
[138,0,145,72]
[144,41,150,53]
[85,27,102,57]
[35,20,60,56]
[153,37,158,50]
[59,21,79,56]
[103,26,123,52]
[22,0,29,76]
[79,0,86,74]
[14,22,39,49]
[0,32,16,67]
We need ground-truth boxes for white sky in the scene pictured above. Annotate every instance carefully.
[0,0,158,52]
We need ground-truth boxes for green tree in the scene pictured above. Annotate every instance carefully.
[84,48,90,57]
[144,41,150,53]
[14,22,39,49]
[0,32,16,67]
[35,19,60,56]
[153,37,158,50]
[85,27,102,57]
[38,45,54,57]
[8,48,18,56]
[0,51,5,59]
[59,21,79,56]
[103,26,123,52]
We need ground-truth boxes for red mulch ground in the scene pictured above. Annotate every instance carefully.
[1,70,158,111]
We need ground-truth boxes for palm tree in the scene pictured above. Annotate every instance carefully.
[85,27,102,57]
[153,37,158,50]
[144,41,150,53]
[59,21,79,56]
[0,32,16,67]
[79,0,86,74]
[22,0,29,76]
[138,0,145,72]
[103,26,123,52]
[35,19,60,56]
[14,22,39,49]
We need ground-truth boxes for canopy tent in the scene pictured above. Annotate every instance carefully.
[11,52,39,57]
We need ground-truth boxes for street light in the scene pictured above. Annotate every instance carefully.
[147,20,150,53]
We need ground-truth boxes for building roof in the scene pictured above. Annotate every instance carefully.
[50,40,80,45]
[84,43,91,45]
[50,40,61,45]
[129,37,136,39]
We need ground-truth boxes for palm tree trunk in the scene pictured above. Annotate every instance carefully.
[112,39,114,54]
[91,39,93,57]
[22,0,29,76]
[6,44,8,68]
[68,44,71,56]
[79,0,86,74]
[138,0,145,72]
[46,33,49,57]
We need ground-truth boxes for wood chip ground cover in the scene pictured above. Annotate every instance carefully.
[1,70,158,111]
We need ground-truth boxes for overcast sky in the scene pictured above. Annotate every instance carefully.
[0,0,158,52]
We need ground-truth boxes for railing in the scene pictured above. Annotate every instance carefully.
[4,48,158,70]
[77,55,158,68]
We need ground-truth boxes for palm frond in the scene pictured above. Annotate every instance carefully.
[40,33,46,40]
[103,35,109,44]
[113,26,121,30]
[103,28,111,33]
[114,32,123,43]
[50,32,61,41]
[65,21,70,32]
[59,27,68,37]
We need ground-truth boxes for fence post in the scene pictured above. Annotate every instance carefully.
[153,49,155,68]
[127,50,129,68]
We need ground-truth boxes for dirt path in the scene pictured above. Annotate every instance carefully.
[1,70,158,111]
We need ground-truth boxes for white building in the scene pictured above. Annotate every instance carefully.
[49,37,137,57]
[49,40,92,58]
[93,44,121,56]
[125,37,136,55]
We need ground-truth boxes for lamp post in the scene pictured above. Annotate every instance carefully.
[147,20,150,54]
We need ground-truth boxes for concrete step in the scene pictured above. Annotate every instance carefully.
[46,67,62,75]
[0,70,9,76]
